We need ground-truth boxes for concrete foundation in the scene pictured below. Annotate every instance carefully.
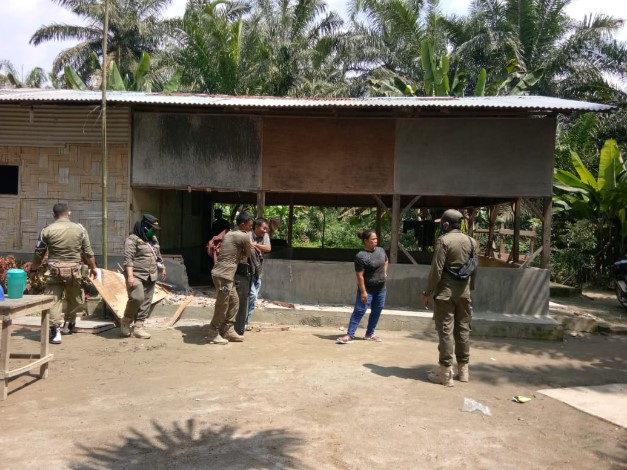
[261,259,550,316]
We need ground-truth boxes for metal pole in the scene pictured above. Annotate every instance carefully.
[101,0,110,269]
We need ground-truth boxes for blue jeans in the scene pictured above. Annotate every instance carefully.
[346,289,386,338]
[247,277,262,324]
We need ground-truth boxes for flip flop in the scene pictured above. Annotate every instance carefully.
[364,335,382,342]
[336,335,353,344]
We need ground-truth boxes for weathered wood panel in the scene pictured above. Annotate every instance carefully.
[132,113,261,190]
[395,118,556,197]
[262,118,395,194]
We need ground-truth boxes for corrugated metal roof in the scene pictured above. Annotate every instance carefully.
[0,88,614,112]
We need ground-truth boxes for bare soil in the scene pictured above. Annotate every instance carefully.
[1,314,626,469]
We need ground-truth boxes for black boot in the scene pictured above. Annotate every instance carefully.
[49,326,62,344]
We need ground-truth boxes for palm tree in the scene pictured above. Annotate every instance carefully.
[167,0,349,96]
[0,60,49,88]
[250,0,348,97]
[166,0,260,94]
[445,0,627,100]
[30,0,175,83]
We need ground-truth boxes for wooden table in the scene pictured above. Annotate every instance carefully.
[0,295,54,400]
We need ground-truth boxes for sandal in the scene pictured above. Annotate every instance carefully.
[364,334,382,342]
[336,335,353,344]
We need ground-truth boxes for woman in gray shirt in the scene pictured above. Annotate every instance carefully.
[337,230,388,344]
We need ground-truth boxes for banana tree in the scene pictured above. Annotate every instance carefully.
[554,139,627,275]
[64,52,181,92]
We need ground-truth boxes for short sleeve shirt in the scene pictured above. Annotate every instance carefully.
[211,230,252,281]
[354,246,388,292]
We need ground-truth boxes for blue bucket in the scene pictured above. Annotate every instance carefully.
[7,269,28,299]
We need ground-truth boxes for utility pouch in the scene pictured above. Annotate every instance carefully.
[50,262,81,281]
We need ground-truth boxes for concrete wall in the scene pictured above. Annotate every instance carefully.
[262,259,549,316]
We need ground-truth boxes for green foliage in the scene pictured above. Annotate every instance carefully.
[553,139,627,283]
[550,220,597,286]
[63,52,181,92]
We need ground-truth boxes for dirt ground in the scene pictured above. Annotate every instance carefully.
[550,288,627,330]
[1,309,626,469]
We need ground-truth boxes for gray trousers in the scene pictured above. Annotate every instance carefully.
[433,297,472,366]
[123,279,155,323]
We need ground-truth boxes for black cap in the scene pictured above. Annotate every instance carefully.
[142,214,161,230]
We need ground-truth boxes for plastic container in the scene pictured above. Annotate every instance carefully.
[0,284,4,301]
[7,269,28,299]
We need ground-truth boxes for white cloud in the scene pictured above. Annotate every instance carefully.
[1,0,625,78]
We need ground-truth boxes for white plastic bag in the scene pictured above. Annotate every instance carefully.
[462,397,492,416]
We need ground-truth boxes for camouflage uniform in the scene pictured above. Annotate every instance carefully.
[33,218,95,327]
[425,229,478,367]
[123,234,162,323]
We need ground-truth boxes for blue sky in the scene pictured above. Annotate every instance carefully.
[1,0,625,80]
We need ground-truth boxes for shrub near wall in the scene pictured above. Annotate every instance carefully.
[0,255,46,294]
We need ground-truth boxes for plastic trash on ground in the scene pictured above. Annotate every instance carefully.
[462,397,492,416]
[512,395,531,403]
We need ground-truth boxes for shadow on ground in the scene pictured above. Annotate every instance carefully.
[363,363,433,383]
[595,439,627,470]
[175,325,210,345]
[71,419,309,469]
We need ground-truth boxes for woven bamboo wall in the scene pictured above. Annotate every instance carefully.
[0,143,129,255]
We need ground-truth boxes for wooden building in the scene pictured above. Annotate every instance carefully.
[0,90,612,310]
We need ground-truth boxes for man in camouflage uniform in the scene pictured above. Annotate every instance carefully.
[122,214,166,339]
[422,209,478,386]
[29,203,97,344]
[208,211,253,344]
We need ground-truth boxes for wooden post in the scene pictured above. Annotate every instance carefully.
[372,195,417,265]
[513,198,521,263]
[256,191,265,218]
[100,0,110,269]
[376,205,382,238]
[287,203,294,247]
[390,194,400,264]
[541,196,552,269]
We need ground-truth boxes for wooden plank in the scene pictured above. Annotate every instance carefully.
[168,295,193,327]
[89,269,169,320]
[262,118,394,194]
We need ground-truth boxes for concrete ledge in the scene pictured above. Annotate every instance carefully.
[148,304,563,341]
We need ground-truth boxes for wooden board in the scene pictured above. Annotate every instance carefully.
[262,118,394,194]
[89,269,169,320]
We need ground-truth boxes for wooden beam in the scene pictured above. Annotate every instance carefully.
[376,205,382,238]
[287,203,294,247]
[372,195,418,264]
[168,296,193,327]
[513,198,521,263]
[521,246,543,268]
[390,194,400,264]
[541,196,552,269]
[256,191,265,218]
[402,195,421,216]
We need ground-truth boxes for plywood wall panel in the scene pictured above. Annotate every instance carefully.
[133,113,261,190]
[395,118,556,197]
[262,118,394,194]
